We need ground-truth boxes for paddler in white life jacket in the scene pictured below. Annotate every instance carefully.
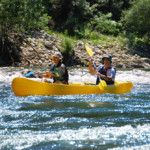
[43,52,69,84]
[88,54,116,85]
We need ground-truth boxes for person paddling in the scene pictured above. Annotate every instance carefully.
[88,54,116,85]
[43,52,69,84]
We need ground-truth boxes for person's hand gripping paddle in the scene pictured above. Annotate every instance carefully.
[85,43,107,91]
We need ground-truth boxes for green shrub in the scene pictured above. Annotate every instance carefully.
[61,37,74,56]
[89,13,122,36]
[123,0,150,36]
[122,0,150,51]
[37,14,51,31]
[84,28,100,40]
[126,33,150,51]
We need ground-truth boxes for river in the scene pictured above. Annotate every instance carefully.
[0,67,150,150]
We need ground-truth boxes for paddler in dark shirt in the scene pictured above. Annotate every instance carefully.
[43,52,69,84]
[88,54,116,85]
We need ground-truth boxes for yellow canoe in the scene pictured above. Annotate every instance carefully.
[12,77,133,96]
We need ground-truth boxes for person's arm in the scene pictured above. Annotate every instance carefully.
[43,64,57,78]
[100,75,113,81]
[42,71,54,78]
[107,68,116,81]
[40,64,56,78]
[59,64,66,75]
[88,61,97,75]
[97,68,116,81]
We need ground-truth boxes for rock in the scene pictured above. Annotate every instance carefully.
[9,30,149,68]
[141,58,150,63]
[52,46,58,51]
[131,64,144,68]
[44,41,53,49]
[77,41,84,47]
[116,63,124,68]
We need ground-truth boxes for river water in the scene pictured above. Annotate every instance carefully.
[0,68,150,150]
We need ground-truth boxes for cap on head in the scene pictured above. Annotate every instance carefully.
[102,54,112,63]
[53,52,63,60]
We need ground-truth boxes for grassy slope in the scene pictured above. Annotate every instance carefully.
[46,29,127,55]
[45,29,150,69]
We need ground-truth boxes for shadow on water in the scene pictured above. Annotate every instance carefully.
[23,141,118,150]
[19,99,115,111]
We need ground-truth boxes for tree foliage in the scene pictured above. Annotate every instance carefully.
[88,13,121,36]
[43,0,134,36]
[0,0,48,65]
[1,0,149,61]
[123,0,150,37]
[122,0,150,51]
[0,0,47,36]
[46,0,94,35]
[87,0,134,20]
[0,0,134,36]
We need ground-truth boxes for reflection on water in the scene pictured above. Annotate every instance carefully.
[0,68,150,149]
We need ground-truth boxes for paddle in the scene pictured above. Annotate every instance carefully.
[85,43,107,90]
[85,43,94,57]
[85,43,97,69]
[98,80,107,91]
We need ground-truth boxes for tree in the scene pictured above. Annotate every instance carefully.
[0,0,48,65]
[87,0,134,20]
[47,0,94,35]
[122,0,150,53]
[0,0,46,35]
[123,0,150,37]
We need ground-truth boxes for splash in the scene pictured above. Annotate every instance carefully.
[0,124,149,149]
[116,70,150,84]
[0,67,150,84]
[0,69,7,82]
[0,67,23,83]
[70,69,150,84]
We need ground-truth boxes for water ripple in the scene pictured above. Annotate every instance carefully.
[0,69,150,149]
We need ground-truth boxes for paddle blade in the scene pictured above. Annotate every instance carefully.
[98,80,107,91]
[100,80,107,87]
[85,44,94,57]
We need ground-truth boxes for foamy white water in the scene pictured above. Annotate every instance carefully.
[70,69,150,84]
[0,124,150,150]
[0,67,150,84]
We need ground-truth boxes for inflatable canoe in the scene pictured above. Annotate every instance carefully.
[12,77,133,96]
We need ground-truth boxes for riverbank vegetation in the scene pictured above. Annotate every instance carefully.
[0,0,150,66]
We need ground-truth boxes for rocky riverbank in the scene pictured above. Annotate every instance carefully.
[2,30,150,69]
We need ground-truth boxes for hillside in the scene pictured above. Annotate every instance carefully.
[1,0,150,68]
[1,30,149,69]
